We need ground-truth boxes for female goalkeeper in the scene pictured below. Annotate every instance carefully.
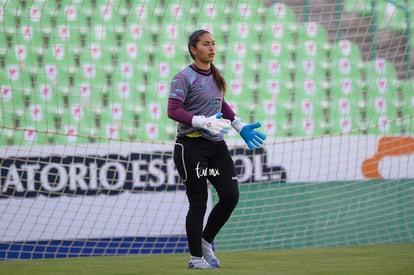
[167,29,266,270]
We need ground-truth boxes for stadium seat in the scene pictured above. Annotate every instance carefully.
[137,115,176,142]
[195,0,231,35]
[161,0,197,25]
[10,127,48,146]
[62,103,102,142]
[329,40,364,69]
[344,0,373,16]
[365,99,401,134]
[389,78,409,135]
[192,1,229,57]
[295,22,330,71]
[291,73,328,136]
[226,22,261,57]
[363,58,401,134]
[401,80,413,134]
[222,98,255,140]
[291,112,327,137]
[224,77,256,129]
[254,94,291,137]
[263,2,297,32]
[261,20,295,52]
[229,0,266,31]
[328,41,364,90]
[259,35,294,68]
[0,128,13,146]
[328,94,365,135]
[256,58,293,100]
[0,84,21,137]
[375,0,408,32]
[196,0,231,21]
[327,40,366,134]
[363,58,399,98]
[2,1,20,36]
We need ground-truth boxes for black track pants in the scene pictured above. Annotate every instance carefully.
[174,137,239,257]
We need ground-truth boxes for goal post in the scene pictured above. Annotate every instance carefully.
[1,0,414,260]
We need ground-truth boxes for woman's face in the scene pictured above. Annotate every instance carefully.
[190,33,216,66]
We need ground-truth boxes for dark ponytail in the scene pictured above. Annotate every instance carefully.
[188,29,227,94]
[210,63,226,94]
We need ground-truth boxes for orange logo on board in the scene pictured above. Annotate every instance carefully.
[362,137,414,179]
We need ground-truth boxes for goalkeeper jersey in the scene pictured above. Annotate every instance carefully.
[169,64,231,141]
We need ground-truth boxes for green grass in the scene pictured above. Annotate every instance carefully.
[1,243,413,275]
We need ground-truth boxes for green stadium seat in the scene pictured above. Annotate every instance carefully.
[293,102,327,136]
[292,73,329,136]
[146,60,175,88]
[344,0,373,16]
[293,58,329,96]
[221,58,257,95]
[329,41,364,91]
[375,1,408,32]
[145,81,169,103]
[195,0,231,33]
[400,80,413,134]
[96,103,128,136]
[105,81,141,112]
[255,96,291,138]
[192,0,229,57]
[328,93,365,135]
[0,84,18,133]
[161,0,197,25]
[224,78,255,129]
[328,40,366,134]
[123,22,154,59]
[290,105,327,136]
[0,127,13,146]
[2,1,20,37]
[295,22,330,71]
[152,41,187,71]
[136,113,176,142]
[156,22,188,46]
[364,58,399,100]
[256,58,293,101]
[329,40,364,69]
[259,36,294,68]
[58,102,97,143]
[229,0,266,30]
[227,22,261,55]
[263,2,297,32]
[365,97,401,135]
[2,51,35,102]
[261,20,295,53]
[363,58,401,134]
[66,82,104,112]
[11,127,48,146]
[138,1,166,35]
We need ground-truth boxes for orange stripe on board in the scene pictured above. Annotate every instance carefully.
[362,137,414,179]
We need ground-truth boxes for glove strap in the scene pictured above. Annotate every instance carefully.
[231,116,246,133]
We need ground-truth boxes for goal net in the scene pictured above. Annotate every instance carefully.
[1,0,413,260]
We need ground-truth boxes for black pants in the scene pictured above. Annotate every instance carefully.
[174,136,239,257]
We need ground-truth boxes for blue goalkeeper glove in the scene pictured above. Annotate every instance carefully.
[192,112,231,136]
[232,116,266,150]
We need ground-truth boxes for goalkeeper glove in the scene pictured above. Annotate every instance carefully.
[192,112,231,136]
[232,116,266,150]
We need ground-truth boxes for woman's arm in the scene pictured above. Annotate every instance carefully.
[167,98,193,126]
[221,99,236,122]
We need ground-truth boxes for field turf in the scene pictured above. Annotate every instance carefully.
[1,243,413,274]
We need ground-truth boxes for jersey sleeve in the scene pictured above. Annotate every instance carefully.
[169,72,189,102]
[221,99,236,122]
